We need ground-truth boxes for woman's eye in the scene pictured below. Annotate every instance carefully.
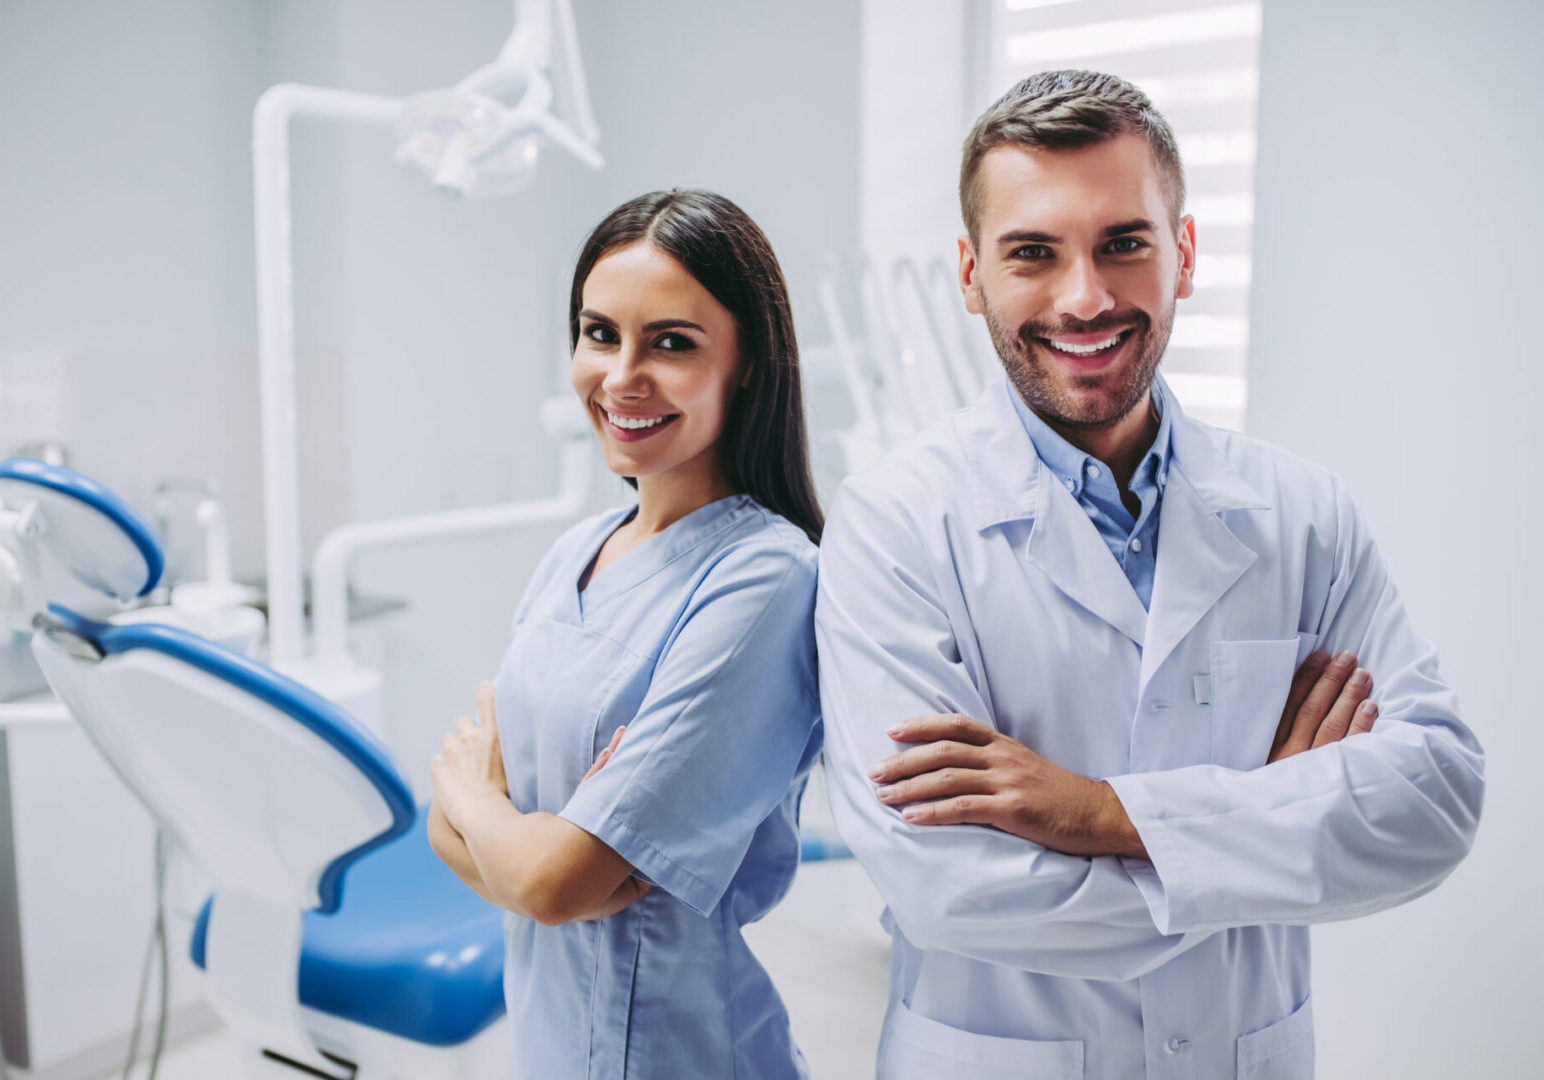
[583,323,617,344]
[655,332,695,352]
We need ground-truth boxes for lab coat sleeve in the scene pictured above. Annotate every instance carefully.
[816,480,1208,981]
[558,540,822,917]
[1106,480,1485,935]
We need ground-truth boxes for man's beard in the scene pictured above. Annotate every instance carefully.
[980,289,1174,432]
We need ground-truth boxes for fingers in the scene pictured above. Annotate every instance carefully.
[603,725,626,756]
[476,681,496,728]
[876,765,993,807]
[898,794,1001,828]
[454,714,475,737]
[1348,700,1378,736]
[1271,651,1329,760]
[869,739,989,783]
[1276,651,1358,760]
[1311,670,1374,749]
[580,727,626,785]
[886,713,995,746]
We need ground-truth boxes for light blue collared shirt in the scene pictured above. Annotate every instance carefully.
[1007,375,1173,610]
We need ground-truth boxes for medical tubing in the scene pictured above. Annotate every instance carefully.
[119,829,169,1080]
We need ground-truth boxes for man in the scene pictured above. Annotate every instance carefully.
[816,70,1484,1079]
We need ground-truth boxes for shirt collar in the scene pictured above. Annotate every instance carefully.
[1005,374,1174,501]
[966,371,1266,532]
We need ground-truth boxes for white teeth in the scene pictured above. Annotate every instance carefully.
[605,410,668,431]
[1048,333,1123,355]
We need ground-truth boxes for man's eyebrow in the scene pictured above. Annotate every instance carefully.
[997,229,1061,246]
[994,220,1157,247]
[1103,218,1156,238]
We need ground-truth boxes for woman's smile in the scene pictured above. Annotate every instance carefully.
[599,406,681,442]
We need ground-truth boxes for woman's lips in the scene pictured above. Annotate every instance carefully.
[600,408,680,443]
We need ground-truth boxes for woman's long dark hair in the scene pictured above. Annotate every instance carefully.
[569,190,824,543]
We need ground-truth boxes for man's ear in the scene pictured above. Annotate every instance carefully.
[959,234,984,315]
[1174,215,1196,301]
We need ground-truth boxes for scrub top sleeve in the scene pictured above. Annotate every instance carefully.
[816,479,1208,982]
[1109,480,1485,935]
[558,541,821,918]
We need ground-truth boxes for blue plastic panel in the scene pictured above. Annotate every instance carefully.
[0,458,164,598]
[191,806,506,1047]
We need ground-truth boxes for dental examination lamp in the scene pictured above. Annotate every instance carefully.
[0,459,507,1079]
[254,0,600,713]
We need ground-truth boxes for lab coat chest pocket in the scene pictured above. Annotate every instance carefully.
[879,1001,1083,1079]
[1208,635,1316,769]
[1236,995,1314,1079]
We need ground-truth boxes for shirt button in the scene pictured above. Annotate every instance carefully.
[1166,1035,1189,1054]
[1129,538,1142,552]
[1085,463,1100,478]
[1063,477,1075,491]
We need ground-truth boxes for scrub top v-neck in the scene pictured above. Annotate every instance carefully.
[491,494,822,1080]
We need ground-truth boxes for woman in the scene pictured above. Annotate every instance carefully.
[427,189,824,1079]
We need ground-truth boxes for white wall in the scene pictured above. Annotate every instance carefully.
[0,0,271,571]
[0,0,861,791]
[1247,2,1541,1076]
[322,0,862,786]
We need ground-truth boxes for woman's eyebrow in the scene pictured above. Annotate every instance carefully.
[577,310,705,334]
[641,318,705,333]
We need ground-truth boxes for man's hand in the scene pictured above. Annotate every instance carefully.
[1268,650,1378,762]
[868,652,1379,859]
[869,714,1144,858]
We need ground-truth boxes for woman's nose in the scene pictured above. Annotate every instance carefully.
[601,344,651,399]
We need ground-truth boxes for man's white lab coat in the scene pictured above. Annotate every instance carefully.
[815,375,1484,1080]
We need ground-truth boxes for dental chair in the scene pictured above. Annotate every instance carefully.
[0,458,507,1079]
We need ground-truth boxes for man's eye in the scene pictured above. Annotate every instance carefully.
[1106,237,1145,254]
[583,324,617,344]
[1011,244,1053,260]
[656,332,695,351]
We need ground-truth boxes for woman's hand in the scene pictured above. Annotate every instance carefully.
[572,725,653,919]
[430,682,510,830]
[581,725,626,785]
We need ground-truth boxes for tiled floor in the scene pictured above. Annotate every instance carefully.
[94,861,892,1080]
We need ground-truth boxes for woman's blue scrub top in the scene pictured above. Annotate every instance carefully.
[493,494,822,1079]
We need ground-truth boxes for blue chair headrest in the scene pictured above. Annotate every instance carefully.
[0,458,164,600]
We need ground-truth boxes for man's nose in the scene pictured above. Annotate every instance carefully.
[1053,256,1116,324]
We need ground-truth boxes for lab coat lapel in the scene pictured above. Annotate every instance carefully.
[1024,466,1149,648]
[967,378,1149,647]
[1138,412,1271,691]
